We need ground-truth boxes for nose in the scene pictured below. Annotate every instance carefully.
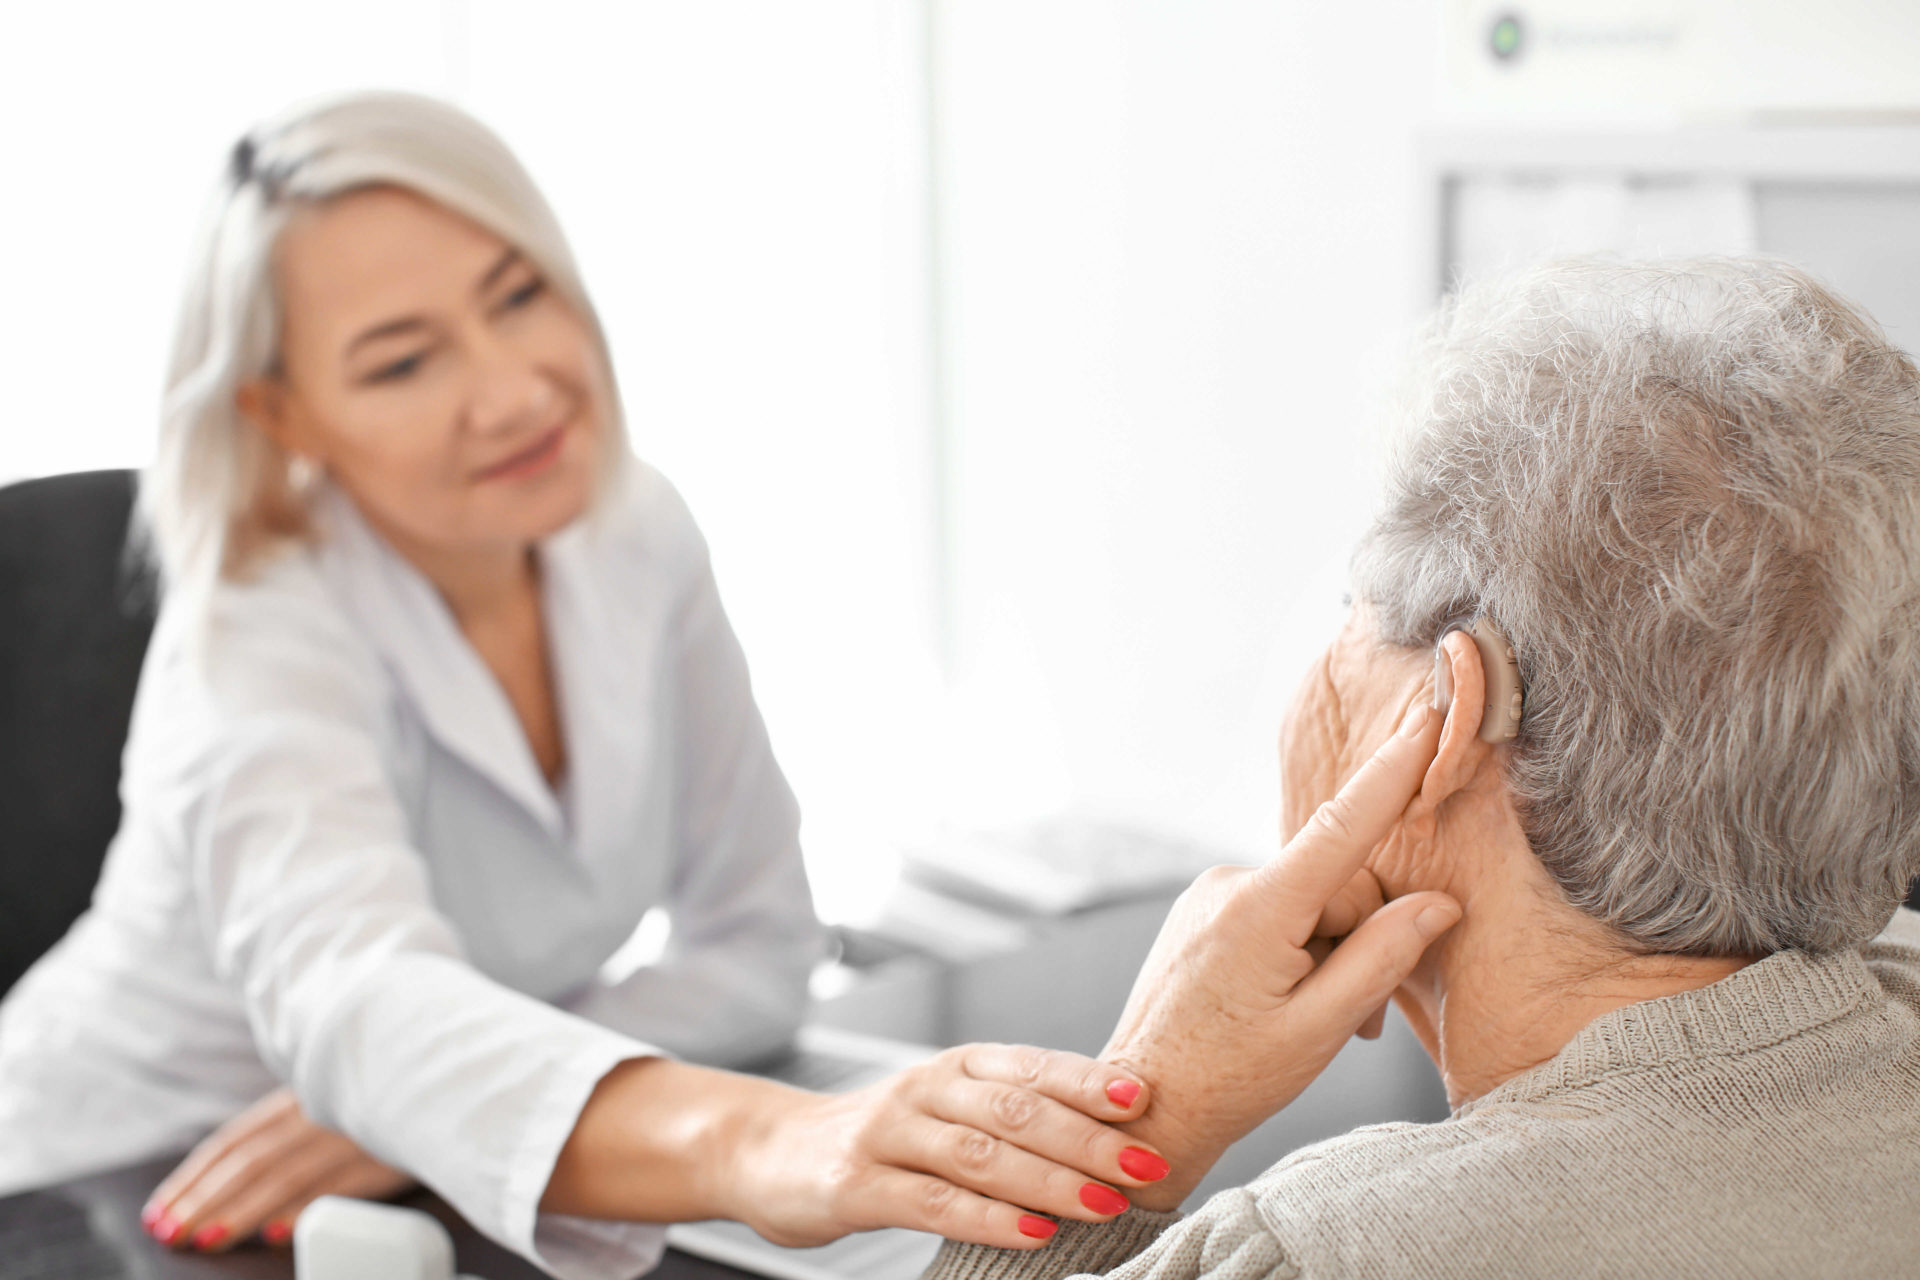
[466,338,558,437]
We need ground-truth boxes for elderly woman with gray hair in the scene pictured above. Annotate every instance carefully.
[925,258,1920,1280]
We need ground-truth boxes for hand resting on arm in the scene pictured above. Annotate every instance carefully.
[545,1043,1172,1248]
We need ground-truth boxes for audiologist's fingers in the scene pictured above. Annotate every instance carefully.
[161,1128,347,1250]
[258,1158,416,1249]
[143,1092,305,1244]
[954,1044,1149,1123]
[853,1167,1061,1250]
[1257,703,1441,946]
[169,1137,353,1251]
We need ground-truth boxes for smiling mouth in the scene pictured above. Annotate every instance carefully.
[473,419,570,482]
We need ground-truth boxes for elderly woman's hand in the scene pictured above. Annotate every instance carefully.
[1102,702,1462,1209]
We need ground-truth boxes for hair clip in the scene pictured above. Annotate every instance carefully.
[229,136,257,186]
[228,134,305,199]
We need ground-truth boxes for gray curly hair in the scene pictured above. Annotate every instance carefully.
[1352,258,1920,956]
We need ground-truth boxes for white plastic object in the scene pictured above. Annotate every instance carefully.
[293,1195,458,1280]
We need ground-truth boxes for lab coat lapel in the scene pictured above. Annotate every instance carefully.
[539,516,657,871]
[311,488,567,839]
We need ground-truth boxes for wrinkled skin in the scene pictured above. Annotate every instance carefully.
[1097,617,1473,1209]
[1103,608,1755,1203]
[1277,611,1493,1061]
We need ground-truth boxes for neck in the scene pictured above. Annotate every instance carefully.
[360,506,537,627]
[1395,846,1752,1107]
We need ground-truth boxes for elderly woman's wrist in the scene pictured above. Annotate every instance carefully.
[924,1208,1183,1280]
[1100,1051,1231,1209]
[1113,1104,1225,1210]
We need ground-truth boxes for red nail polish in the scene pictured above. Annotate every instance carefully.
[1017,1214,1057,1239]
[1118,1146,1171,1182]
[140,1202,165,1230]
[1105,1079,1141,1108]
[1079,1183,1129,1215]
[264,1221,293,1246]
[154,1216,183,1245]
[190,1223,229,1251]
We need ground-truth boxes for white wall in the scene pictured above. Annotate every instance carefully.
[452,3,945,919]
[0,2,451,483]
[929,1,1444,857]
[0,3,942,919]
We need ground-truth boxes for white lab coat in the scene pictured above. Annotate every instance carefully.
[0,459,824,1280]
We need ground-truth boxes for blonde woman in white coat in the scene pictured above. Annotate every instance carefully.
[0,92,1174,1280]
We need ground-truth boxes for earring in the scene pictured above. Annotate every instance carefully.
[287,453,321,496]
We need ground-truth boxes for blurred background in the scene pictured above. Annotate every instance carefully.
[6,0,1920,1193]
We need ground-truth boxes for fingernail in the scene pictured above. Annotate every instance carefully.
[1104,1079,1141,1108]
[264,1221,293,1246]
[1416,902,1461,938]
[1017,1214,1057,1239]
[1399,703,1433,738]
[140,1202,165,1230]
[1117,1146,1170,1182]
[190,1223,229,1251]
[1079,1183,1130,1215]
[153,1216,183,1245]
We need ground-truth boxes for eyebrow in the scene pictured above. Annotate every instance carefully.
[344,248,526,357]
[477,246,522,294]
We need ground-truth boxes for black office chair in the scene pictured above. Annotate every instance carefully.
[0,470,157,999]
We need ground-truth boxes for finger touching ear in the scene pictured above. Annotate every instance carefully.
[1422,631,1495,804]
[1314,866,1386,940]
[1295,890,1462,1037]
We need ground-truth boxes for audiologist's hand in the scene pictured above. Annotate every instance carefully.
[141,1087,414,1251]
[548,1045,1170,1251]
[724,1044,1168,1248]
[1102,702,1462,1210]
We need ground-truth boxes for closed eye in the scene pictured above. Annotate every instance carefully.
[365,350,430,384]
[499,277,546,311]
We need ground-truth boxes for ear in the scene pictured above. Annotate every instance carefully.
[235,376,309,458]
[1420,629,1497,806]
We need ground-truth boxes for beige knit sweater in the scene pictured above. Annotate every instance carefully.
[926,909,1920,1280]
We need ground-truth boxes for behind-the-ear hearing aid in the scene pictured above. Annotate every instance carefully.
[1433,617,1524,743]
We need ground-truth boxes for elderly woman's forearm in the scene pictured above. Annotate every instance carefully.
[923,1210,1185,1280]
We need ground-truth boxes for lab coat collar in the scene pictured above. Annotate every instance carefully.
[308,485,589,841]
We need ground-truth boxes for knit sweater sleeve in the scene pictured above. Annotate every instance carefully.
[921,1191,1296,1280]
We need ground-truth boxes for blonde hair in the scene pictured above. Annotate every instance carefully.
[140,90,625,626]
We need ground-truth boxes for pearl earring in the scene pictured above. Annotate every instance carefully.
[287,453,321,495]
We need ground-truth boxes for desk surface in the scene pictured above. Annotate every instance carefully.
[2,1153,755,1280]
